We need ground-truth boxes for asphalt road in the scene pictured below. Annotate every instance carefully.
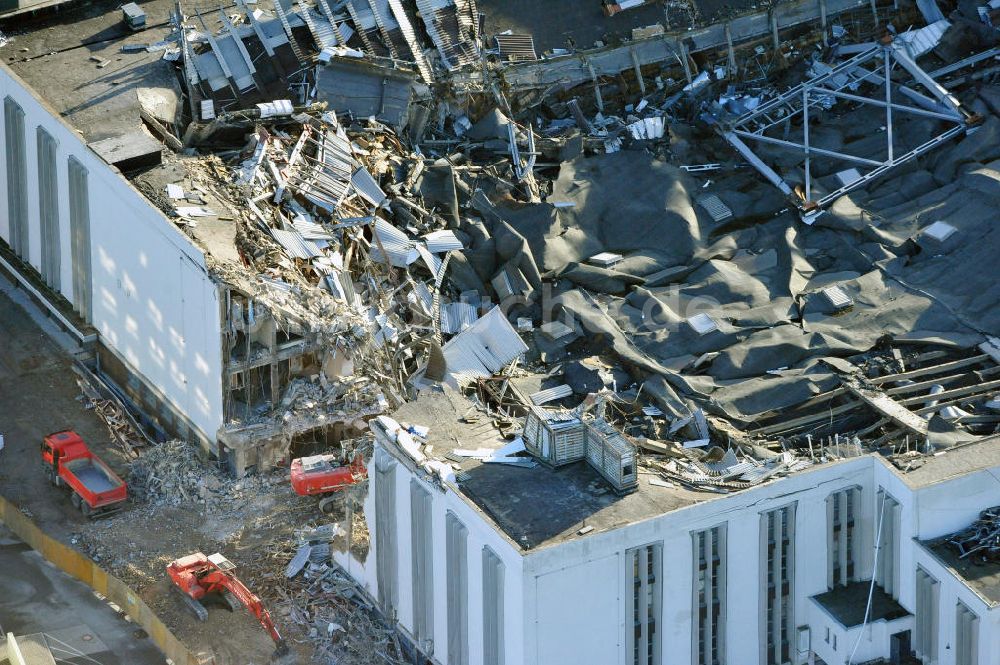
[0,524,165,664]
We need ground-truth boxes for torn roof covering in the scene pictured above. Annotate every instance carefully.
[13,0,1000,477]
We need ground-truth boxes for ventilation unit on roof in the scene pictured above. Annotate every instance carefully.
[822,285,854,311]
[585,418,638,494]
[922,220,957,242]
[687,313,719,335]
[522,407,586,467]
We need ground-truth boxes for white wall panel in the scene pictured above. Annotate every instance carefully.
[0,65,223,441]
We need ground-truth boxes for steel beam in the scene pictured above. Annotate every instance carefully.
[722,36,973,213]
[812,86,960,121]
[732,130,884,167]
[891,45,968,119]
[814,124,967,206]
[884,48,894,163]
[722,132,794,195]
[803,86,811,201]
[730,45,881,126]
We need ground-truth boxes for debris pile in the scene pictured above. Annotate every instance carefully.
[127,439,272,507]
[947,506,1000,563]
[279,560,407,665]
[76,375,150,460]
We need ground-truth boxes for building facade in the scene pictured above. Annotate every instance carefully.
[341,422,1000,665]
[0,64,225,448]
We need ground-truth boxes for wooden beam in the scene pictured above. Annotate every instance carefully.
[871,354,989,385]
[753,399,861,435]
[898,378,1000,407]
[885,365,1000,396]
[845,380,928,436]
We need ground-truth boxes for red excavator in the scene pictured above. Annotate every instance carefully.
[290,452,367,513]
[167,552,293,662]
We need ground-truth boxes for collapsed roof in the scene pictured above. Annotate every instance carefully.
[5,0,1000,487]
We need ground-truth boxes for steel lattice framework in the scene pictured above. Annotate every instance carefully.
[719,37,979,218]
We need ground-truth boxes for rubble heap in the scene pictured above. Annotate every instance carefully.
[947,506,1000,564]
[128,439,272,507]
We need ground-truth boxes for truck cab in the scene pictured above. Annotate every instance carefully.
[41,430,88,483]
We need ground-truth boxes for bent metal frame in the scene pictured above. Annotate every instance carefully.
[718,35,980,218]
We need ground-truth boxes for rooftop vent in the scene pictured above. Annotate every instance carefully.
[687,313,719,335]
[822,285,854,310]
[588,252,624,268]
[697,194,733,221]
[835,168,862,187]
[922,220,957,242]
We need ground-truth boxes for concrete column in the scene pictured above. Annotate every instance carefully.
[725,24,737,77]
[677,39,693,85]
[819,0,828,46]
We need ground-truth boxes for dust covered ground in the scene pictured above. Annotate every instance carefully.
[0,280,383,665]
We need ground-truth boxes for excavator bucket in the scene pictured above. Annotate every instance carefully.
[270,641,297,665]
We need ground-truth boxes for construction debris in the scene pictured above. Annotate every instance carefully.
[946,506,1000,563]
[13,0,1000,659]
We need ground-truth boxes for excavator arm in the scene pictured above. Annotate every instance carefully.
[202,569,285,649]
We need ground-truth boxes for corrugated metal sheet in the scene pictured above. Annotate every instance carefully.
[441,306,529,385]
[292,216,334,240]
[371,218,419,267]
[413,0,478,70]
[495,34,537,62]
[415,243,443,277]
[424,229,464,253]
[386,0,435,82]
[290,126,354,211]
[217,35,255,90]
[271,228,322,259]
[315,58,415,130]
[626,115,665,140]
[897,19,950,59]
[529,384,573,405]
[440,301,477,334]
[352,166,387,206]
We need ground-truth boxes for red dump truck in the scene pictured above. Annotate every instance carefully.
[41,430,127,517]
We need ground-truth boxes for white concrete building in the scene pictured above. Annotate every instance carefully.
[336,389,1000,665]
[0,64,225,447]
[0,56,379,473]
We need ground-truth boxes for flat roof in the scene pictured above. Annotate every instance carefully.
[921,538,1000,607]
[898,436,1000,489]
[389,387,707,549]
[812,581,909,627]
[386,388,1000,550]
[3,0,189,143]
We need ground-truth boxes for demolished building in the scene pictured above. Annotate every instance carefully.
[2,0,1000,661]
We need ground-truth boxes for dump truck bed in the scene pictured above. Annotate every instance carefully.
[65,458,119,493]
[62,457,125,507]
